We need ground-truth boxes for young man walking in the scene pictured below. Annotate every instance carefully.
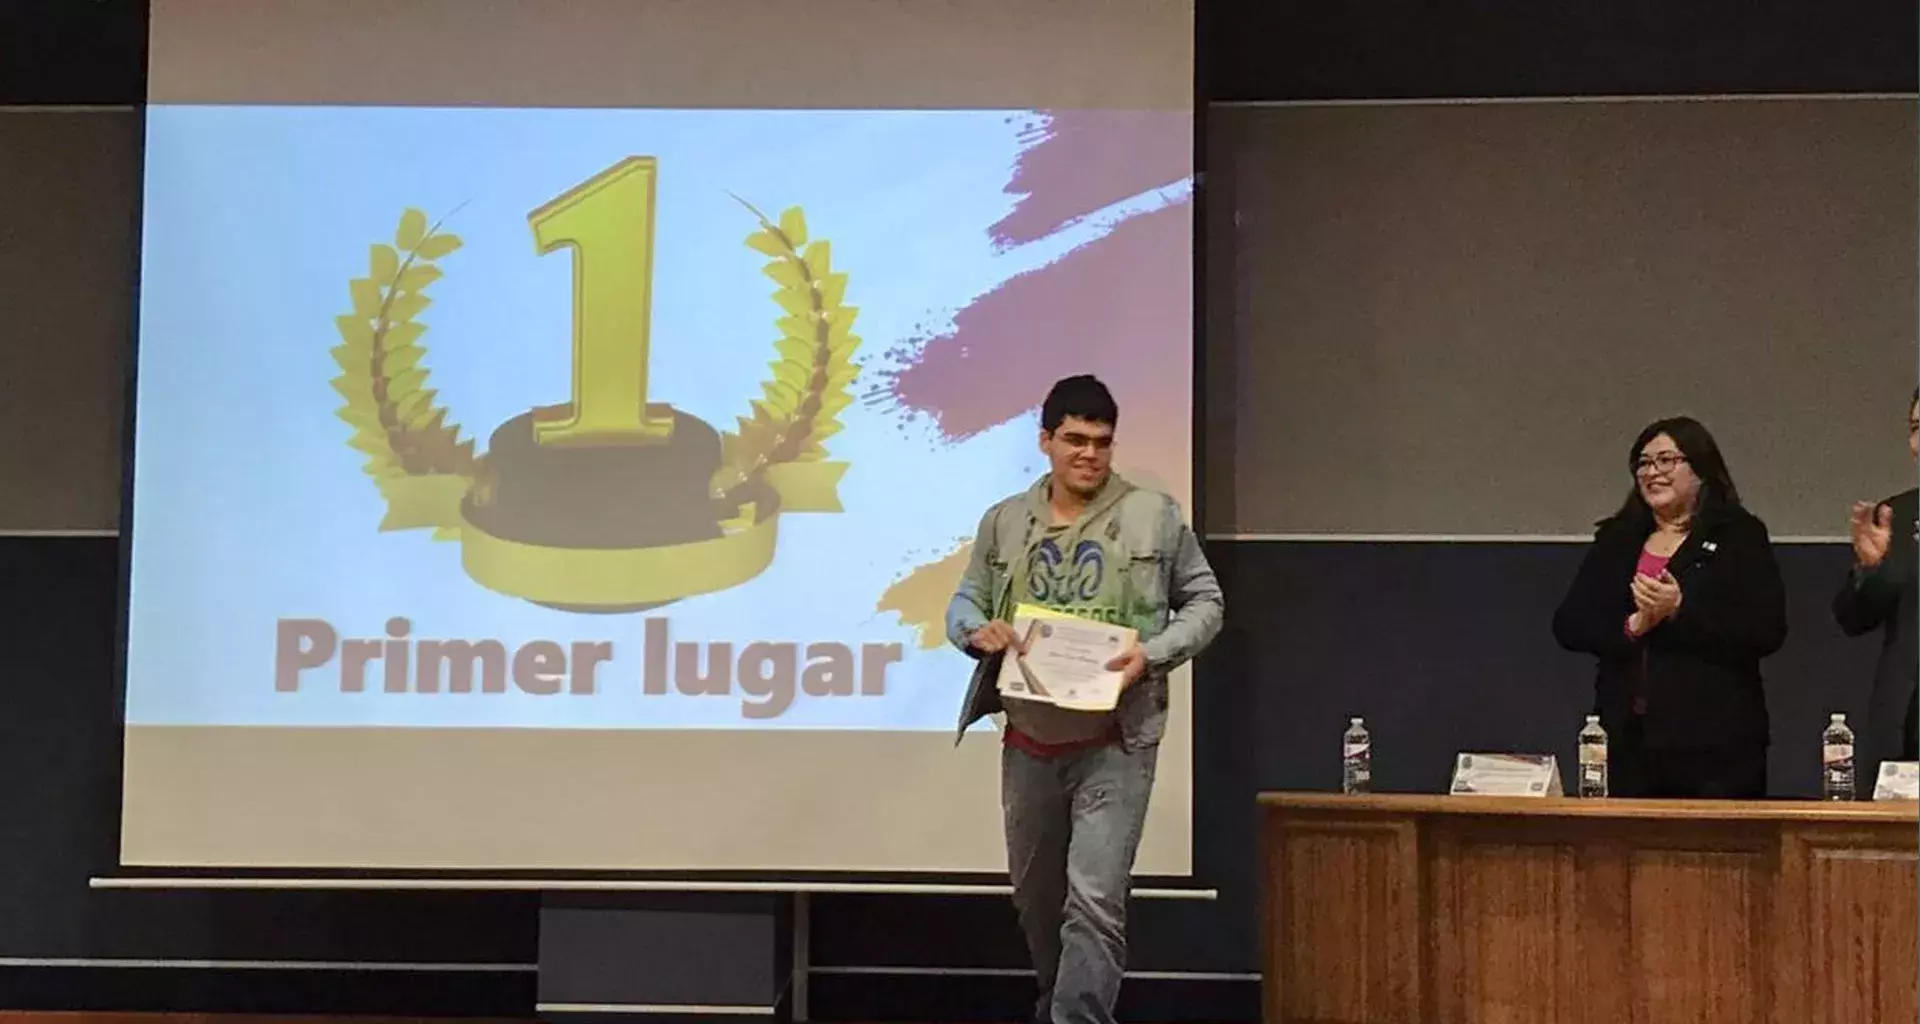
[946,374,1224,1024]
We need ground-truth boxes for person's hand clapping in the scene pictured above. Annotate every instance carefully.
[969,620,1022,655]
[1851,501,1894,571]
[1629,570,1683,629]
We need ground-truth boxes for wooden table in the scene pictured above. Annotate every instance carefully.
[1259,792,1917,1024]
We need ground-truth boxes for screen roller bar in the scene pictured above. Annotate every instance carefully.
[90,876,1218,899]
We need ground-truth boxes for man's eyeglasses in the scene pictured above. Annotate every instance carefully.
[1054,432,1112,453]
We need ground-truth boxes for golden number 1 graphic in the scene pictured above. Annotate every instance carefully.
[527,156,675,446]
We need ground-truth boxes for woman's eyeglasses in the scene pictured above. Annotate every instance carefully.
[1634,452,1688,476]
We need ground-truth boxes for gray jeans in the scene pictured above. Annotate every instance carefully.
[1002,740,1159,1024]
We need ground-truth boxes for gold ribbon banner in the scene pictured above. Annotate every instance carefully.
[462,504,781,606]
[763,460,847,513]
[377,473,472,537]
[386,461,847,606]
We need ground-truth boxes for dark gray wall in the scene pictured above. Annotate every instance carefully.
[2,0,1914,1019]
[1209,99,1916,539]
[1205,99,1912,537]
[0,110,138,532]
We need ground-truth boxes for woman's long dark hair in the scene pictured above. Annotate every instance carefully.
[1603,416,1744,532]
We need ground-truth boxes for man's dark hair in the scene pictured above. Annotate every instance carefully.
[1040,375,1118,433]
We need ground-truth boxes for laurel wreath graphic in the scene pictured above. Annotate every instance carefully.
[329,208,478,538]
[709,199,861,509]
[332,200,858,536]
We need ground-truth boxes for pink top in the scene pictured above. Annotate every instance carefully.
[1634,549,1672,579]
[1625,549,1673,641]
[1627,549,1674,714]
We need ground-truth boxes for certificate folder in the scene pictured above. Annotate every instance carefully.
[994,603,1136,713]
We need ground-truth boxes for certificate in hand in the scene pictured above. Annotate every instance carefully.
[995,603,1137,713]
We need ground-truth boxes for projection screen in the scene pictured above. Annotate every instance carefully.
[120,0,1197,873]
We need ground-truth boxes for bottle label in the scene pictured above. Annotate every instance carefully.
[1344,742,1368,758]
[1580,746,1607,766]
[1824,743,1853,765]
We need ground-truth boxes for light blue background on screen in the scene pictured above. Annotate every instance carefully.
[126,105,1188,730]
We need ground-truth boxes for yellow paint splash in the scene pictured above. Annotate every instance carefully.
[877,541,973,650]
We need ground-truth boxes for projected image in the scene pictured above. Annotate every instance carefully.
[126,106,1194,732]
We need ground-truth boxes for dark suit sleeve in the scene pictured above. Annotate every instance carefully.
[1834,564,1896,637]
[1553,530,1635,657]
[1834,494,1911,638]
[1659,516,1788,664]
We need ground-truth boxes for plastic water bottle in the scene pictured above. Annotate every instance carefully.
[1342,717,1371,794]
[1822,713,1856,801]
[1577,714,1608,798]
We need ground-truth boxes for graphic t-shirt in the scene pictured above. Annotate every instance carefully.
[1002,515,1145,747]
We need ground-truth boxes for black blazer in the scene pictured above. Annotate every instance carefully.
[1833,488,1918,772]
[1553,508,1787,750]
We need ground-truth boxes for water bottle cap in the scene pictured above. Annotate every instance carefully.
[1585,714,1600,723]
[1831,713,1847,722]
[1349,717,1364,726]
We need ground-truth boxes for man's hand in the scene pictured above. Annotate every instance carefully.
[1630,570,1683,626]
[969,620,1021,655]
[1851,501,1894,571]
[1105,642,1147,690]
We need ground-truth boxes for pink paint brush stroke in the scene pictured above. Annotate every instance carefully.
[990,110,1194,248]
[884,200,1191,455]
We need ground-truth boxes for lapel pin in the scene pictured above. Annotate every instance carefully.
[1702,541,1718,553]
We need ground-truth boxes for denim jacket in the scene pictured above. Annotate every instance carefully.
[945,477,1224,750]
